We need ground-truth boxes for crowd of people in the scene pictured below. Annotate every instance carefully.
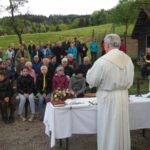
[0,37,100,124]
[0,36,128,124]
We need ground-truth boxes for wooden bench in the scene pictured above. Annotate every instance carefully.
[84,92,96,97]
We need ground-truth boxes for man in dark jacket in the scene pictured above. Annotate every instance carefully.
[0,70,15,124]
[78,39,88,63]
[28,41,36,61]
[17,66,35,122]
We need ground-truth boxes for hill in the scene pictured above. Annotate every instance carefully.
[0,23,134,49]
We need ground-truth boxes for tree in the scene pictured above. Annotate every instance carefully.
[135,0,150,8]
[90,9,108,26]
[6,0,28,44]
[112,1,138,44]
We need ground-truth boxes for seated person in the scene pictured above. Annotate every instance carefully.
[0,70,15,124]
[51,55,59,73]
[32,55,42,76]
[61,57,74,78]
[67,54,77,72]
[52,66,69,91]
[36,65,52,120]
[17,66,35,122]
[77,57,92,78]
[69,69,86,98]
[25,61,36,84]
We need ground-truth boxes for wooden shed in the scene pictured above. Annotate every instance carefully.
[132,8,150,56]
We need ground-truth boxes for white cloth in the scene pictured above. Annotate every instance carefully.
[129,95,150,130]
[43,95,150,148]
[44,103,55,147]
[86,49,134,150]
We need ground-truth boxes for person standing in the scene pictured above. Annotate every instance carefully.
[67,42,77,61]
[90,37,98,64]
[28,41,36,61]
[86,33,134,150]
[78,39,88,63]
[119,39,126,53]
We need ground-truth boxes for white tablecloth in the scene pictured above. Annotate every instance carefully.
[43,95,150,147]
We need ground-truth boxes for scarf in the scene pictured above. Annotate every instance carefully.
[42,75,46,92]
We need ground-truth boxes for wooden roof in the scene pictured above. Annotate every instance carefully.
[132,8,150,39]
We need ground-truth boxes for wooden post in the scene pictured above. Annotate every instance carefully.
[135,78,142,96]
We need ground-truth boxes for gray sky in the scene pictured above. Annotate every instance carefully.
[1,0,119,17]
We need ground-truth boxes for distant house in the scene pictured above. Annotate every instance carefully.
[132,8,150,56]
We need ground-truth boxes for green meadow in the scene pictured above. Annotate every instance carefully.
[0,23,149,94]
[0,24,134,49]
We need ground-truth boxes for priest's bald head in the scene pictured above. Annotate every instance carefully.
[104,33,121,53]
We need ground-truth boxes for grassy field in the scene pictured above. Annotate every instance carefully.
[0,24,134,49]
[0,23,149,94]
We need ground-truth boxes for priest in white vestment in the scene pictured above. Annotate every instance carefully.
[86,34,134,150]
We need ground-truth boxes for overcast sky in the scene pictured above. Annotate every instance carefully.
[1,0,119,17]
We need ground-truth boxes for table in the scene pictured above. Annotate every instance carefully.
[43,94,150,148]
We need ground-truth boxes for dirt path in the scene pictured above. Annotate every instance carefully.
[0,119,150,150]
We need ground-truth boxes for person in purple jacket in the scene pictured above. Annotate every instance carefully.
[52,66,69,91]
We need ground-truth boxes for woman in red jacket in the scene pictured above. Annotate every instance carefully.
[52,66,69,91]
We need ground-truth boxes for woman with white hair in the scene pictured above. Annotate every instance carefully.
[52,66,69,91]
[36,65,52,120]
[61,57,74,77]
[25,61,36,83]
[67,54,77,71]
[86,33,134,150]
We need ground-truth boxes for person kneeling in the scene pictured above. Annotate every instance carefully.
[0,70,15,124]
[17,66,35,122]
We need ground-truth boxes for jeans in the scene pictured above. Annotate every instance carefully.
[91,52,97,64]
[38,93,50,119]
[18,93,35,115]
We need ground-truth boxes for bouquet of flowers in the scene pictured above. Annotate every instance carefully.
[51,88,76,106]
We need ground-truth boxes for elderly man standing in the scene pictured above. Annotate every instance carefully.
[86,33,134,150]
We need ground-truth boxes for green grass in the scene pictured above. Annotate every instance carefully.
[129,63,149,95]
[0,24,134,49]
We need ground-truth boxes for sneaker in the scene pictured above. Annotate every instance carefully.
[20,115,26,121]
[28,114,34,122]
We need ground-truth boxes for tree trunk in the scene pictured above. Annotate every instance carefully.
[17,32,22,44]
[9,0,22,44]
